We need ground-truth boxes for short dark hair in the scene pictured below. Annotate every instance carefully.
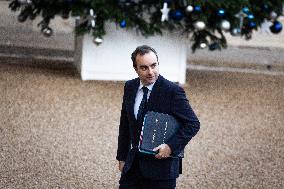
[131,45,159,68]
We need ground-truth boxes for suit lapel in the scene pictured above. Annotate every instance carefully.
[147,75,163,110]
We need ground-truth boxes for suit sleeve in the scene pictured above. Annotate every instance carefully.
[166,85,200,156]
[116,83,131,161]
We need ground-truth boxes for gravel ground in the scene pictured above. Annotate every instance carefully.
[0,63,283,189]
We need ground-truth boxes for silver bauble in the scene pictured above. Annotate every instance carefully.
[42,27,53,37]
[200,43,207,49]
[194,21,206,30]
[221,20,231,31]
[270,11,277,20]
[94,37,103,44]
[231,28,241,36]
[186,5,194,13]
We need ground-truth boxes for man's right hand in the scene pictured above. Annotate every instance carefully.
[118,161,125,172]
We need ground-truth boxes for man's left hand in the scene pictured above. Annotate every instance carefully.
[153,144,172,159]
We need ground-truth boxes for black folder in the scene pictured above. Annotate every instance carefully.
[139,111,183,158]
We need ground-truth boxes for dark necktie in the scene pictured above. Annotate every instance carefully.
[137,86,149,125]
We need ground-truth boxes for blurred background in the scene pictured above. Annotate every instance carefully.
[1,1,284,188]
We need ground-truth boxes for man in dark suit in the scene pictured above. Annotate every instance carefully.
[116,45,200,189]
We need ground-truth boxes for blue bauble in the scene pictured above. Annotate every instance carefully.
[242,7,249,13]
[247,14,254,19]
[248,21,256,29]
[170,10,184,21]
[120,20,126,28]
[270,21,282,34]
[194,6,202,12]
[217,9,225,17]
[209,42,219,51]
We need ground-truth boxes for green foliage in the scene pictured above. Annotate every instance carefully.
[8,0,284,51]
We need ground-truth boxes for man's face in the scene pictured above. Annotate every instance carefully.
[134,51,159,86]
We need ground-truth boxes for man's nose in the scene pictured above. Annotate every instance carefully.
[148,67,154,75]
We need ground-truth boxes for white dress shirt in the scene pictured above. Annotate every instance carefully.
[134,82,155,119]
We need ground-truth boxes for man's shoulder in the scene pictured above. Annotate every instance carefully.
[125,77,139,88]
[158,75,182,91]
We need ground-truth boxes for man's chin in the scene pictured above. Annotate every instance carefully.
[141,76,158,85]
[145,78,156,85]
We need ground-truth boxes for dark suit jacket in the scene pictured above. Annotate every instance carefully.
[116,75,200,180]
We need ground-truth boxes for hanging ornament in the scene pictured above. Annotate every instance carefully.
[235,10,247,32]
[217,9,225,17]
[209,42,219,51]
[242,7,249,14]
[194,6,202,12]
[270,20,282,34]
[41,26,53,37]
[260,19,273,34]
[247,14,254,19]
[120,20,127,28]
[200,42,207,49]
[38,17,51,36]
[248,21,257,29]
[93,37,103,45]
[76,9,96,29]
[186,5,194,13]
[89,9,96,28]
[269,11,277,20]
[170,10,184,21]
[160,2,170,22]
[220,20,230,31]
[91,19,96,28]
[231,28,241,36]
[194,21,206,30]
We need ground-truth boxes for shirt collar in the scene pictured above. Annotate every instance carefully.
[138,81,155,91]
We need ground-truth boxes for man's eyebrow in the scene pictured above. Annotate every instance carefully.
[139,65,148,68]
[139,63,157,68]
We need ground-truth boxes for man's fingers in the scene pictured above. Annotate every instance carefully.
[154,151,168,159]
[154,144,171,159]
[153,146,161,151]
[155,153,167,159]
